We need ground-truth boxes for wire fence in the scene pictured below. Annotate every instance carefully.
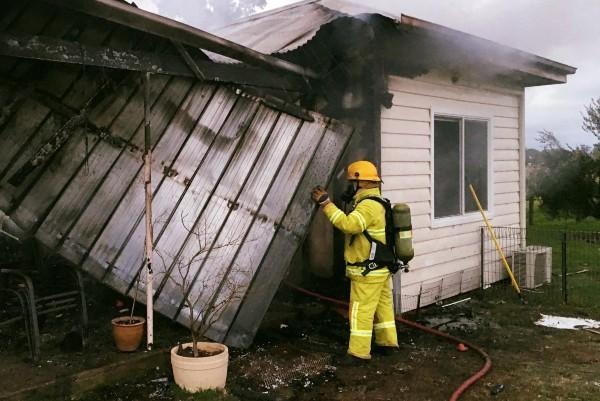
[482,226,600,308]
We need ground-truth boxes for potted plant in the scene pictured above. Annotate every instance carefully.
[160,222,248,392]
[111,316,145,352]
[111,287,145,352]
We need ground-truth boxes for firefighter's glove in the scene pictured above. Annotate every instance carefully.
[311,185,330,206]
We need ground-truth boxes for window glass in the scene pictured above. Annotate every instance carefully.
[464,120,488,212]
[434,116,489,220]
[434,119,461,218]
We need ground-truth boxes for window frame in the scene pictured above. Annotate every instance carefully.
[430,109,494,228]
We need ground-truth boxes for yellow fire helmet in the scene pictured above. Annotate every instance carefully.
[347,160,381,182]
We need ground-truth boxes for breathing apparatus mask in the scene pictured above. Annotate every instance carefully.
[340,181,360,203]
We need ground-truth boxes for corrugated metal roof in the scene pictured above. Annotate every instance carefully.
[211,0,576,85]
[0,2,353,347]
[213,0,393,55]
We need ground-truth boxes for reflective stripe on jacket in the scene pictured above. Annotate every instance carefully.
[323,187,390,283]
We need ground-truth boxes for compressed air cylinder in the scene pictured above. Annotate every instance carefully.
[392,203,414,264]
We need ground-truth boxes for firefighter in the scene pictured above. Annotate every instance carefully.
[311,160,399,364]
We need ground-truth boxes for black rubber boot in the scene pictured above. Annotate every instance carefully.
[336,353,370,366]
[372,345,399,356]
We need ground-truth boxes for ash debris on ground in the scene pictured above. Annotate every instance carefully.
[227,298,346,399]
[232,346,336,391]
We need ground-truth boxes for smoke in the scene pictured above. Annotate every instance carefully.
[367,0,600,149]
[133,0,598,148]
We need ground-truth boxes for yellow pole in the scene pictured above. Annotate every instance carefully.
[468,184,523,298]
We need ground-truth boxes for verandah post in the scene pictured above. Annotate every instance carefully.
[144,72,154,350]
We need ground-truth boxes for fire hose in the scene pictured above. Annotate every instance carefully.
[284,281,492,401]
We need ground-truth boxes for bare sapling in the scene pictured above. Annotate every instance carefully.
[157,215,250,357]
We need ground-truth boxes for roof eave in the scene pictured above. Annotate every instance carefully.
[43,0,319,79]
[399,14,577,86]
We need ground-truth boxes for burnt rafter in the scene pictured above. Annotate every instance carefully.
[0,76,134,156]
[8,113,89,186]
[0,33,309,92]
[171,40,206,81]
[6,77,133,187]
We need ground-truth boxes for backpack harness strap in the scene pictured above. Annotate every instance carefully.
[347,196,400,276]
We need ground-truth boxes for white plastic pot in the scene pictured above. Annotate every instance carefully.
[170,342,229,392]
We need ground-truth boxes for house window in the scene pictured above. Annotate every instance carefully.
[434,116,488,219]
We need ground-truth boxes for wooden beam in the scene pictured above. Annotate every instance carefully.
[7,77,123,186]
[0,77,79,119]
[8,113,87,186]
[0,33,308,91]
[43,0,318,79]
[5,75,134,186]
[171,40,205,80]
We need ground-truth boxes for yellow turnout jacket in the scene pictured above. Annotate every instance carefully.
[322,187,390,283]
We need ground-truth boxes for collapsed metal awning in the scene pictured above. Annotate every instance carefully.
[0,75,352,347]
[0,1,353,348]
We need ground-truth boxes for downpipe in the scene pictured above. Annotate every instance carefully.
[284,281,492,401]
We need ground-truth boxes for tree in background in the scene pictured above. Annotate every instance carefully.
[157,0,267,29]
[528,99,600,220]
[583,97,600,140]
[528,126,599,220]
[582,97,600,159]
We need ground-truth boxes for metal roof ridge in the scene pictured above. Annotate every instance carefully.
[320,0,397,19]
[214,0,321,31]
[214,0,396,33]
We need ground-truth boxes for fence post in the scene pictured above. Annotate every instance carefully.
[528,197,534,227]
[561,231,568,304]
[480,227,485,291]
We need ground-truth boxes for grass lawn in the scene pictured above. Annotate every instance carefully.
[526,205,600,313]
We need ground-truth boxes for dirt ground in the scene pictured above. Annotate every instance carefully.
[225,286,600,401]
[3,280,600,401]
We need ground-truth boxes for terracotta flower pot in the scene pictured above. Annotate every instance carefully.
[111,316,145,352]
[171,342,229,392]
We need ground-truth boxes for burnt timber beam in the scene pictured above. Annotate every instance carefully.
[0,77,127,146]
[0,33,308,91]
[8,113,87,186]
[43,0,319,79]
[171,41,206,80]
[7,77,128,186]
[0,77,80,119]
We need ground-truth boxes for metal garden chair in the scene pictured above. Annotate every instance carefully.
[0,231,88,362]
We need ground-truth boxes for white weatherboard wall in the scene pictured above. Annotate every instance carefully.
[382,74,523,312]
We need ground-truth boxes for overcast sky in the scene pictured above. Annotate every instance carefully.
[137,0,599,149]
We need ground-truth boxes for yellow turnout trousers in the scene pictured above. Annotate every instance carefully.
[322,188,399,358]
[348,277,398,359]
